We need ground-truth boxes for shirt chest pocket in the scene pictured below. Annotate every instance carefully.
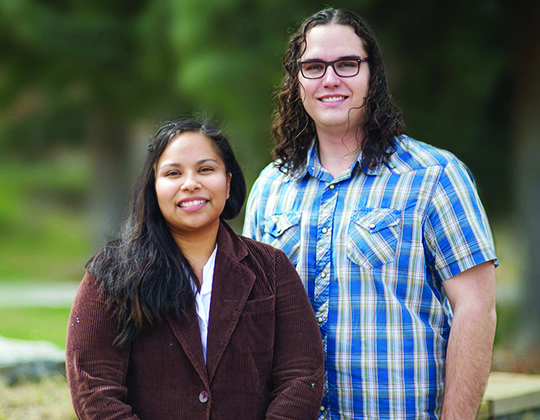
[347,208,402,269]
[263,211,302,266]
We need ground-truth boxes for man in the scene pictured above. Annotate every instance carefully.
[243,7,497,420]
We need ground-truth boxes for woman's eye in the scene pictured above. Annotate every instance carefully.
[200,167,214,173]
[165,171,180,177]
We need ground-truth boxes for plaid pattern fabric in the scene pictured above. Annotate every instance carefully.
[243,135,497,420]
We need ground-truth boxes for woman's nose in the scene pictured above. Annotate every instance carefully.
[181,173,201,191]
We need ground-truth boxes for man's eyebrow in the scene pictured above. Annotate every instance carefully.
[339,55,365,60]
[301,55,364,62]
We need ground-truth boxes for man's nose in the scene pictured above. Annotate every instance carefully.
[322,65,342,87]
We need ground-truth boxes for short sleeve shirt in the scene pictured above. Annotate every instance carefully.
[243,135,497,419]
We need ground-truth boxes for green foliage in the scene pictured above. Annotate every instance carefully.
[0,0,188,153]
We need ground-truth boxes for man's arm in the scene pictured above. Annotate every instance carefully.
[440,261,497,420]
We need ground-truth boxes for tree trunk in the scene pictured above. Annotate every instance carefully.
[87,115,132,250]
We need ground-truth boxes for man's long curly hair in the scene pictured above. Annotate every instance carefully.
[272,8,405,173]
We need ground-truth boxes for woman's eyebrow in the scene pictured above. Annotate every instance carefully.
[158,159,219,169]
[197,158,219,165]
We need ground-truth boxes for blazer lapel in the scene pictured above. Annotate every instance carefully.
[165,304,209,388]
[205,223,255,383]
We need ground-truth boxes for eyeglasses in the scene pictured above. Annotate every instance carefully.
[298,58,368,79]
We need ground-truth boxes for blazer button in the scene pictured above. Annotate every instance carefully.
[199,391,209,403]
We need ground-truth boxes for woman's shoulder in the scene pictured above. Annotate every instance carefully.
[71,269,110,314]
[221,225,285,263]
[239,234,284,257]
[238,234,296,276]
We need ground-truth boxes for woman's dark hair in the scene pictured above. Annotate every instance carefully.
[88,119,246,347]
[273,8,405,173]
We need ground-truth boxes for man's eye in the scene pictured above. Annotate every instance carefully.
[304,62,324,72]
[336,60,357,69]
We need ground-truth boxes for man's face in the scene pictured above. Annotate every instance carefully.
[299,24,370,136]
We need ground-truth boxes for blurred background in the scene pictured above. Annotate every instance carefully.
[0,0,539,399]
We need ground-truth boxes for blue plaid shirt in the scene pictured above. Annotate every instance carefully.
[243,135,497,419]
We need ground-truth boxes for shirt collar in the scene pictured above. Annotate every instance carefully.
[200,244,217,295]
[297,138,383,181]
[191,243,218,296]
[306,140,331,182]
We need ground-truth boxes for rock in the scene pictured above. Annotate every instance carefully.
[0,336,65,386]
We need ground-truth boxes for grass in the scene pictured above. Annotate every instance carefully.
[0,157,92,283]
[0,307,71,349]
[0,375,76,420]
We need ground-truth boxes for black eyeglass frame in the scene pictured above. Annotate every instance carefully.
[298,57,369,79]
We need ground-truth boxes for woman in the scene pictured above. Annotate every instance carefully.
[66,120,324,419]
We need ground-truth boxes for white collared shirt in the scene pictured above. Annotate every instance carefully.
[191,245,217,363]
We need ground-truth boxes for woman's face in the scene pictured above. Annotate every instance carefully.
[155,132,231,240]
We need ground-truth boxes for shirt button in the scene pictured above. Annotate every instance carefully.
[320,406,325,411]
[317,317,323,323]
[329,184,335,189]
[321,272,326,278]
[369,223,376,229]
[322,228,328,234]
[199,391,209,403]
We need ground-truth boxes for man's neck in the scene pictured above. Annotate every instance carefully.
[316,128,363,178]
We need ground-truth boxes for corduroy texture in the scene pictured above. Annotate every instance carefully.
[66,221,324,420]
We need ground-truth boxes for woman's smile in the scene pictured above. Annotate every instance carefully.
[177,197,209,210]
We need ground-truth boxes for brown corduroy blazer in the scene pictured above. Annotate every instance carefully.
[66,222,324,420]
